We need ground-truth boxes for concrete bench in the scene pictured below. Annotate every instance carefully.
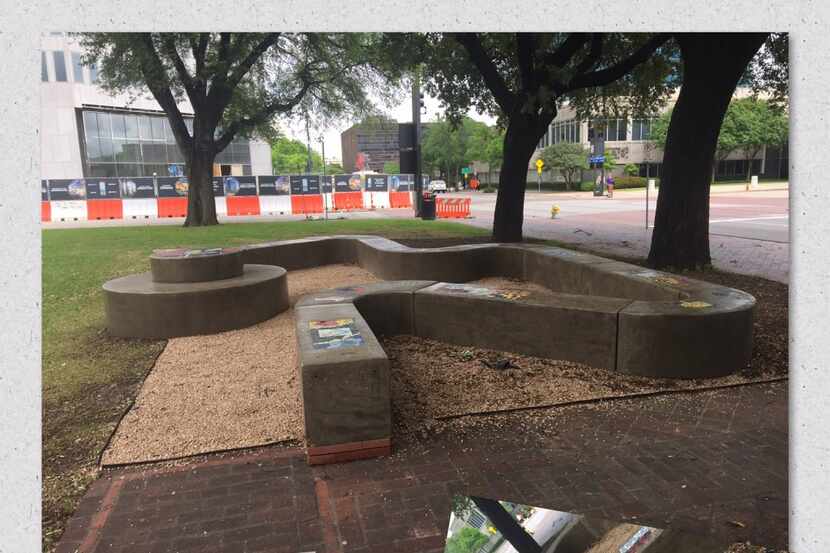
[104,247,289,339]
[294,281,435,465]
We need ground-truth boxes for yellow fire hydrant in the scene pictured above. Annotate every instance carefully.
[550,205,560,219]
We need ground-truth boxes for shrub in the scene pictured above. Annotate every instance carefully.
[483,185,496,193]
[624,163,639,177]
[580,181,595,192]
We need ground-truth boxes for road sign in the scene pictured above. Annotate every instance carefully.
[461,167,472,175]
[589,155,605,164]
[535,159,544,174]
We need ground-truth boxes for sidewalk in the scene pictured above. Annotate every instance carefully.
[464,217,790,284]
[56,382,787,553]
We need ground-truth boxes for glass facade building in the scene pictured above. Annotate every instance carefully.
[80,108,252,178]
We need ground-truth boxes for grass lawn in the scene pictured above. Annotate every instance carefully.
[42,218,486,552]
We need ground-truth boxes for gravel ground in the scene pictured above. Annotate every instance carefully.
[387,275,783,436]
[101,264,380,466]
[103,263,786,466]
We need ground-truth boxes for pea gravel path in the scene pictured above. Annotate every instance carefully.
[101,264,380,466]
[102,272,782,467]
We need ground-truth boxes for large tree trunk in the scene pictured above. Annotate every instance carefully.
[471,497,541,553]
[185,137,219,227]
[647,33,767,269]
[493,114,547,242]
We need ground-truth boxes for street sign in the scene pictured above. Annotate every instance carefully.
[461,167,472,175]
[535,159,544,175]
[589,155,605,164]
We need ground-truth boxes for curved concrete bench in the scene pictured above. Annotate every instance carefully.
[104,245,289,338]
[243,235,754,378]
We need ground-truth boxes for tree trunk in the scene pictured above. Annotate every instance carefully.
[185,139,219,227]
[647,33,767,269]
[493,114,547,242]
[471,497,541,553]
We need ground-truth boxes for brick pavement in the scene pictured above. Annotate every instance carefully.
[56,381,787,553]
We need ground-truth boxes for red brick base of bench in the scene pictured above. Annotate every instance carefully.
[306,438,391,466]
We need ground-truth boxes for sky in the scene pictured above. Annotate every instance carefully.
[278,90,498,165]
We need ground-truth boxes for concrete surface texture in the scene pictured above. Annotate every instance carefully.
[103,264,289,339]
[260,236,754,378]
[150,247,244,283]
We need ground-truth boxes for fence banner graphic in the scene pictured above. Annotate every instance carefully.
[320,176,333,194]
[41,180,48,201]
[157,177,189,197]
[290,174,320,195]
[365,174,388,192]
[222,176,257,196]
[210,177,226,197]
[48,179,87,201]
[85,178,122,199]
[119,177,156,198]
[258,175,290,196]
[390,174,413,192]
[334,174,362,193]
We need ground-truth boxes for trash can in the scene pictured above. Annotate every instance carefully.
[421,193,436,220]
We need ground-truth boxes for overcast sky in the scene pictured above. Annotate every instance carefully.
[278,90,497,165]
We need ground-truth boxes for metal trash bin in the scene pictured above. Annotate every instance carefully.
[421,193,436,220]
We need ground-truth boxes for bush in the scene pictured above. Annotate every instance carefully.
[580,181,595,192]
[610,176,663,189]
[483,185,496,193]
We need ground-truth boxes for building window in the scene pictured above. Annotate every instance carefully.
[467,511,486,529]
[71,51,85,83]
[605,118,627,141]
[41,51,49,82]
[88,62,98,83]
[80,108,252,178]
[632,117,656,141]
[52,51,67,82]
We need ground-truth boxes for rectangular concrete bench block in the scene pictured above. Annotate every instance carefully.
[414,284,630,370]
[296,304,391,448]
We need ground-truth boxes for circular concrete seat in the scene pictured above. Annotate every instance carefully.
[104,264,288,339]
[150,247,244,283]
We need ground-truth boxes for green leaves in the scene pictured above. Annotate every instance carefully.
[539,142,589,190]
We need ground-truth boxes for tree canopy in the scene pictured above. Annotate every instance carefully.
[539,143,588,190]
[649,96,787,173]
[271,136,321,174]
[445,527,489,553]
[387,32,680,241]
[79,32,403,225]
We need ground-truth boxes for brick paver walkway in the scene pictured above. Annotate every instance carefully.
[56,381,787,553]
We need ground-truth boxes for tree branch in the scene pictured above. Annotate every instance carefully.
[566,33,670,91]
[214,73,314,153]
[544,33,590,68]
[516,33,537,91]
[226,33,281,91]
[452,33,516,114]
[136,34,193,155]
[572,33,603,75]
[191,33,209,87]
[160,34,199,106]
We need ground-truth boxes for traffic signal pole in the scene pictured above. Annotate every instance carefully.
[412,71,424,217]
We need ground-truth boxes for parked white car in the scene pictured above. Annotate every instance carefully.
[428,180,447,193]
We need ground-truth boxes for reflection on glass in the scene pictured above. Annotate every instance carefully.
[445,495,724,553]
[53,51,68,82]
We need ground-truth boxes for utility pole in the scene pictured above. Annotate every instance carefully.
[412,70,424,217]
[321,136,328,221]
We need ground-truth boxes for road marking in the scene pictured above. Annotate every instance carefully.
[709,215,789,224]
